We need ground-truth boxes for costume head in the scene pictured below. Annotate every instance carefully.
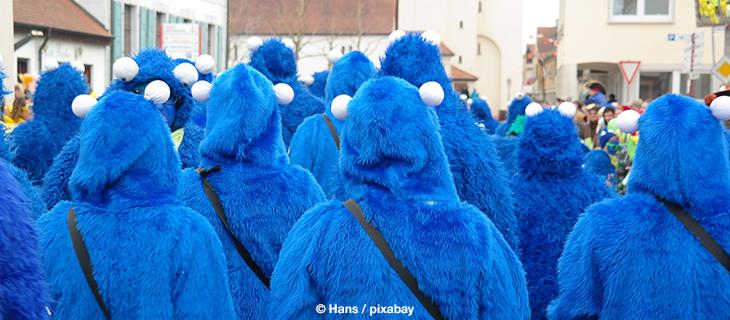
[496,93,533,136]
[340,76,457,202]
[308,70,329,98]
[248,38,297,83]
[518,104,583,178]
[107,49,197,131]
[470,96,500,133]
[324,51,376,128]
[583,150,617,188]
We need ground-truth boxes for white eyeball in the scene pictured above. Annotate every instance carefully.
[466,98,473,106]
[274,83,295,105]
[191,80,212,103]
[173,63,199,86]
[710,95,730,121]
[616,109,641,134]
[421,30,441,46]
[331,94,352,121]
[195,54,216,75]
[298,74,315,85]
[71,61,85,74]
[558,102,577,118]
[247,36,264,52]
[459,94,467,101]
[480,95,488,101]
[71,94,97,118]
[515,92,525,100]
[144,80,171,105]
[112,57,139,82]
[43,59,59,72]
[525,102,544,117]
[419,81,445,107]
[282,39,295,50]
[327,48,343,64]
[388,30,406,44]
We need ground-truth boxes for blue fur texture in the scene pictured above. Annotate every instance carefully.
[181,64,324,319]
[270,77,530,319]
[10,63,88,184]
[513,109,611,320]
[289,51,375,199]
[549,94,730,319]
[308,70,328,98]
[583,150,617,188]
[0,125,46,218]
[0,161,48,319]
[249,39,325,145]
[495,95,532,136]
[492,135,521,180]
[379,34,519,250]
[471,97,500,134]
[41,50,199,208]
[37,91,236,318]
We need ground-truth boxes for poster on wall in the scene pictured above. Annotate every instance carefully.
[161,23,201,59]
[696,0,730,27]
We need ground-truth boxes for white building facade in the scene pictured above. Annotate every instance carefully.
[558,0,725,103]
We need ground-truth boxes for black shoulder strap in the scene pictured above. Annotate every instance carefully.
[67,208,112,319]
[321,113,341,150]
[196,166,271,289]
[659,198,730,273]
[344,199,446,320]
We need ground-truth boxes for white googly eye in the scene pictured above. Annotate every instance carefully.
[173,63,199,86]
[419,81,445,107]
[616,109,641,134]
[459,94,467,101]
[43,59,59,72]
[144,80,171,105]
[710,95,730,121]
[274,83,294,105]
[282,39,295,50]
[515,92,525,100]
[71,61,85,74]
[525,102,544,117]
[421,30,441,46]
[191,80,212,103]
[195,54,216,75]
[388,30,406,44]
[298,74,314,85]
[558,102,577,118]
[247,36,263,52]
[71,94,97,118]
[467,98,473,106]
[479,95,488,101]
[112,57,139,82]
[331,94,352,121]
[327,48,343,64]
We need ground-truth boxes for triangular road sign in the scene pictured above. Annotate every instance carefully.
[619,61,641,85]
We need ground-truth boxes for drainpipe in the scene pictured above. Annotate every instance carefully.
[38,28,52,72]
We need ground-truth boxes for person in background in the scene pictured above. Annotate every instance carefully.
[585,83,608,107]
[579,104,600,148]
[4,91,32,131]
[608,93,617,104]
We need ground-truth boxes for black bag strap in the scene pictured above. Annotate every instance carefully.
[344,199,446,320]
[321,113,340,150]
[659,197,730,273]
[196,166,271,289]
[67,208,112,319]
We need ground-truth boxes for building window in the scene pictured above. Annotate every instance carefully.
[459,21,464,29]
[610,0,673,23]
[208,24,215,55]
[478,1,483,13]
[639,71,671,100]
[156,12,164,47]
[17,58,29,75]
[123,5,133,55]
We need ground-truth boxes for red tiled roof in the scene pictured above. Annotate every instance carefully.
[229,0,397,35]
[14,0,111,38]
[440,43,454,56]
[451,66,478,82]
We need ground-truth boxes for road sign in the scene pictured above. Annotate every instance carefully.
[619,61,641,85]
[683,31,704,73]
[161,23,201,60]
[712,56,730,82]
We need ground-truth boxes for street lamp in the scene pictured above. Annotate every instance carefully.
[14,29,45,51]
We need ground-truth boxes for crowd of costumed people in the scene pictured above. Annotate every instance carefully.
[0,29,729,320]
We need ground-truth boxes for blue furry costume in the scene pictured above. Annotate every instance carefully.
[37,90,236,319]
[583,150,617,188]
[308,70,329,99]
[180,64,325,319]
[270,77,530,319]
[513,109,611,319]
[379,34,519,250]
[10,63,88,184]
[0,126,45,219]
[249,39,325,145]
[42,49,198,209]
[495,95,532,136]
[470,97,500,134]
[549,95,730,319]
[0,73,48,319]
[290,51,375,199]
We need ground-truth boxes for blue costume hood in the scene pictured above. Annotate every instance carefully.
[341,76,458,203]
[471,97,500,133]
[30,64,87,123]
[323,51,376,131]
[308,70,329,98]
[518,109,585,178]
[70,91,180,208]
[495,95,532,136]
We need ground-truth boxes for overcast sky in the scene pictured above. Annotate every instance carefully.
[523,0,560,45]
